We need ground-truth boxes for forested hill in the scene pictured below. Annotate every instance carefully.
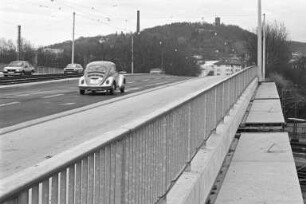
[50,23,255,66]
[140,22,255,59]
[47,22,256,75]
[290,41,306,55]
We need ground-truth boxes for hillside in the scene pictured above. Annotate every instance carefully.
[140,22,255,60]
[50,22,255,64]
[290,41,306,56]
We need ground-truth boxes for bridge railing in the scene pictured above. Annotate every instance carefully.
[0,66,257,204]
[35,67,64,74]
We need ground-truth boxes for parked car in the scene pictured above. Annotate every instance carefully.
[3,61,35,76]
[150,68,164,74]
[78,61,126,95]
[64,63,83,74]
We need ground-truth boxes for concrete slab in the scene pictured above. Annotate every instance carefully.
[215,132,303,204]
[255,82,280,99]
[215,162,303,204]
[233,133,293,162]
[246,99,285,124]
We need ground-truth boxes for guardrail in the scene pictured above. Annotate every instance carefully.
[35,67,64,74]
[0,66,258,204]
[0,74,82,85]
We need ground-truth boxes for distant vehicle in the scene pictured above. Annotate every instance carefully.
[3,61,35,76]
[78,61,126,95]
[150,68,164,74]
[119,70,127,74]
[64,63,84,74]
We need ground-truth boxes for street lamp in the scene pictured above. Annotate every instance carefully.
[159,41,163,71]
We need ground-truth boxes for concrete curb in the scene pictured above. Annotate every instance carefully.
[167,78,258,204]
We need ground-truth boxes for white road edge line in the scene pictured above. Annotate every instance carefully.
[42,94,64,99]
[0,101,20,107]
[15,94,30,97]
[127,87,140,91]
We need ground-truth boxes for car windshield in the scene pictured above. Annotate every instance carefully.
[66,64,77,68]
[8,61,24,67]
[86,65,109,74]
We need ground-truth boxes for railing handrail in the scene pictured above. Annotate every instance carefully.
[0,66,257,202]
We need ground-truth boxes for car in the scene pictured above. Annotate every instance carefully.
[3,61,35,76]
[119,70,127,74]
[150,68,164,74]
[64,63,84,74]
[78,61,126,95]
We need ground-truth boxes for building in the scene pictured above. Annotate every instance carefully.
[200,56,243,77]
[42,48,64,55]
[215,17,221,26]
[200,60,219,77]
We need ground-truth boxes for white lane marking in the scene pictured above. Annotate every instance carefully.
[15,94,30,97]
[0,101,20,107]
[42,94,64,99]
[153,82,167,86]
[127,81,134,84]
[127,87,140,91]
[61,103,76,106]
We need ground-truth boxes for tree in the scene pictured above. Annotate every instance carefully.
[0,38,17,63]
[246,21,291,76]
[264,21,291,75]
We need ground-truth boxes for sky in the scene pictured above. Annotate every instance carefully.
[0,0,305,47]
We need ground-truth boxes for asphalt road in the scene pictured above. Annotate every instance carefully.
[0,74,191,128]
[0,75,224,179]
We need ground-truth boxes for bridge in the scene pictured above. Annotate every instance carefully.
[0,66,304,203]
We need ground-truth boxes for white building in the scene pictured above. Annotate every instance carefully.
[200,58,243,77]
[213,64,242,76]
[200,60,219,77]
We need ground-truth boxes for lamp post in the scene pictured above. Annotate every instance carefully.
[257,0,263,81]
[159,41,163,71]
[131,34,134,74]
[263,13,266,80]
[71,12,75,64]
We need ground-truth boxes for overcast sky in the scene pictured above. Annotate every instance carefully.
[0,0,305,47]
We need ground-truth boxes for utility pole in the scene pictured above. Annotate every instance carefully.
[160,41,163,71]
[257,0,263,81]
[72,12,75,64]
[131,10,140,74]
[136,10,140,34]
[17,25,21,60]
[263,13,266,80]
[131,35,134,74]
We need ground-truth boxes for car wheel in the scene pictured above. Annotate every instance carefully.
[120,86,125,93]
[109,83,116,95]
[79,89,85,95]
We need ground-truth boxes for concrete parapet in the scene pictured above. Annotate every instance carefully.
[167,78,258,204]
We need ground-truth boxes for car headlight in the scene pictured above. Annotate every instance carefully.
[80,79,85,84]
[105,79,110,85]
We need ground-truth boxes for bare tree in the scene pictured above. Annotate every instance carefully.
[246,21,291,76]
[265,21,291,75]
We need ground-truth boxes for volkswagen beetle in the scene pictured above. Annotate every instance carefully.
[78,61,126,95]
